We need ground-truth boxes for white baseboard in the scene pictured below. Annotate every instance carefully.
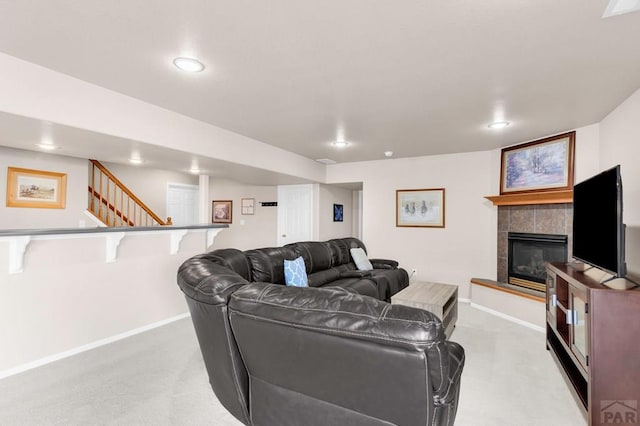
[458,297,471,304]
[469,302,545,333]
[0,312,190,380]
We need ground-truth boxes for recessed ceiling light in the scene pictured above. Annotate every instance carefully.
[189,167,201,174]
[332,140,349,148]
[173,57,205,73]
[384,151,393,158]
[488,121,510,129]
[35,143,59,151]
[128,157,143,165]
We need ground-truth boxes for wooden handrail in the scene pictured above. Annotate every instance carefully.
[88,187,135,226]
[89,159,167,226]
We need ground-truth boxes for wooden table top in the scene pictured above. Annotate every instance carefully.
[392,281,457,306]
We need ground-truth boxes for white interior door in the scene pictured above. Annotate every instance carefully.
[167,183,199,225]
[277,184,313,246]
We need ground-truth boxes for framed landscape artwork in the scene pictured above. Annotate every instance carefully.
[396,188,445,228]
[212,200,233,223]
[6,167,67,209]
[500,131,575,195]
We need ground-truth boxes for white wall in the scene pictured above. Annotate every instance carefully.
[328,151,496,299]
[600,88,640,226]
[353,190,363,239]
[318,184,354,240]
[0,146,89,229]
[599,88,640,279]
[209,178,278,250]
[572,124,601,185]
[101,161,198,221]
[208,181,354,250]
[0,230,213,374]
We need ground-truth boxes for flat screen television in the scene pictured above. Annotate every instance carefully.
[572,165,626,277]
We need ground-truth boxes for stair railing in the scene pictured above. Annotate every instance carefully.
[88,159,172,227]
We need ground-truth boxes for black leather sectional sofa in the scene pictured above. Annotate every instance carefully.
[177,237,465,426]
[250,237,408,301]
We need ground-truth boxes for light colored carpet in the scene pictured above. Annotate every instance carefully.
[0,303,585,425]
[453,304,585,425]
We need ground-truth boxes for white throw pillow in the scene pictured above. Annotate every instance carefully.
[350,247,373,271]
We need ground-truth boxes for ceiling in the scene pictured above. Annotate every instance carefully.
[0,1,639,177]
[0,111,316,186]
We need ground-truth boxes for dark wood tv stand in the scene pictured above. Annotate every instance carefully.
[546,262,640,426]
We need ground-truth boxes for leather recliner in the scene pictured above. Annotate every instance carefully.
[176,240,465,426]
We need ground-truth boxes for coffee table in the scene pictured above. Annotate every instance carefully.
[391,281,458,338]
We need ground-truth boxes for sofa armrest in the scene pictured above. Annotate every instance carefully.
[370,258,399,269]
[433,341,465,404]
[430,341,465,426]
[177,253,250,305]
[339,269,373,278]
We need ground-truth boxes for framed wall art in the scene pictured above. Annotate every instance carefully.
[396,188,445,228]
[212,200,233,223]
[6,167,68,209]
[333,204,344,222]
[241,198,255,215]
[500,131,575,195]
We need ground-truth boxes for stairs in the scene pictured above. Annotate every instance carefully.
[87,159,171,227]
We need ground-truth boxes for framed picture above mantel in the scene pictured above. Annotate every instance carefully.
[500,131,575,195]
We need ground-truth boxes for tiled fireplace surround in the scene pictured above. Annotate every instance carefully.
[497,203,573,285]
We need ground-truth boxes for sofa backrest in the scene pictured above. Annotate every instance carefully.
[328,237,367,266]
[176,251,252,425]
[244,246,297,284]
[205,238,370,288]
[286,241,333,273]
[287,239,369,287]
[228,283,446,425]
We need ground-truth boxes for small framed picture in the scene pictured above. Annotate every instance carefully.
[396,188,445,228]
[6,167,67,209]
[212,200,233,223]
[241,198,255,215]
[333,204,344,222]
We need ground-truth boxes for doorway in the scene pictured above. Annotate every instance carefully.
[277,184,314,246]
[167,183,199,226]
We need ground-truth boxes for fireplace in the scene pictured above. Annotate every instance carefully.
[508,232,568,292]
